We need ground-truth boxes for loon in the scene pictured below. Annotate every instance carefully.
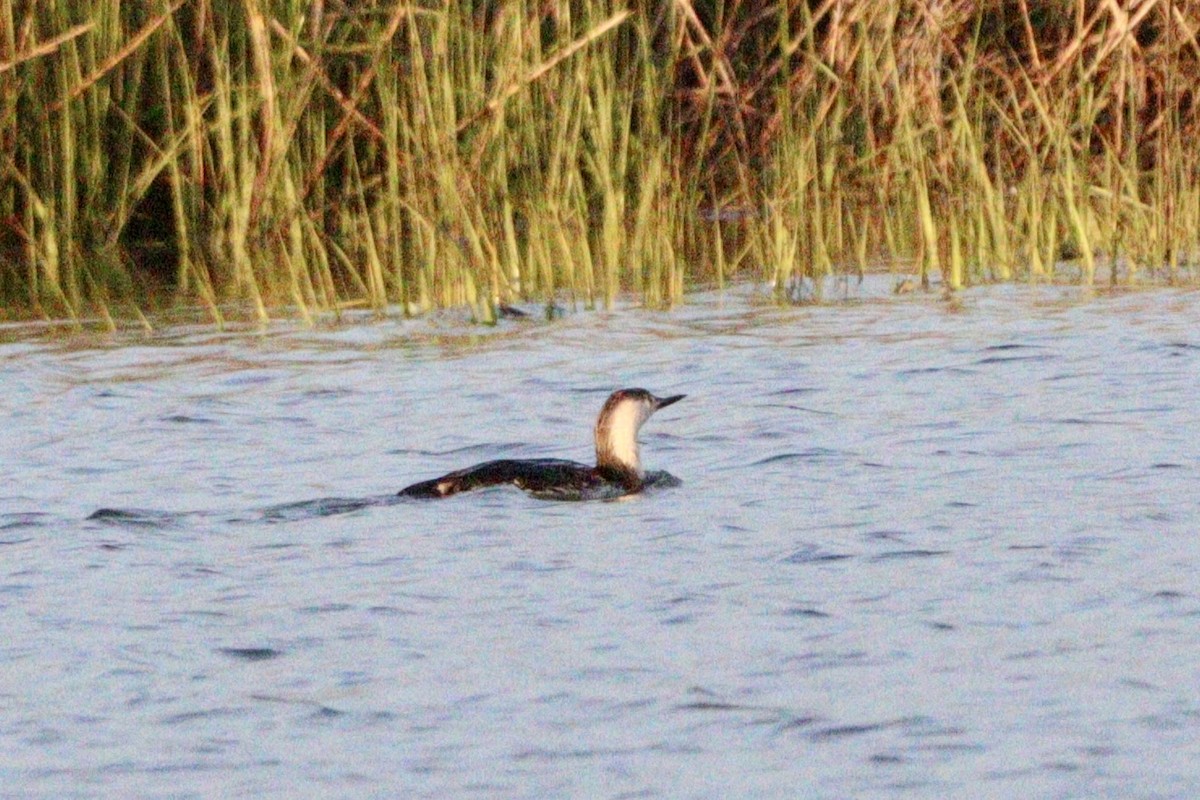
[399,388,685,501]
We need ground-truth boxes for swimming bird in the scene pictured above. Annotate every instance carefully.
[399,388,685,501]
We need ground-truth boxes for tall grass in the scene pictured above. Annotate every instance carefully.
[1,1,1198,325]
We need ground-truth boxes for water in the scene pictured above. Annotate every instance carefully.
[2,281,1199,799]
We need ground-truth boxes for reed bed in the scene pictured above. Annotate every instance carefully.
[1,1,1198,325]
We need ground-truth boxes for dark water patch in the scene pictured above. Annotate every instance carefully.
[1142,340,1200,354]
[161,707,246,725]
[975,354,1056,365]
[251,693,347,717]
[676,700,748,711]
[1090,466,1160,482]
[765,403,837,415]
[785,650,872,670]
[513,743,698,762]
[751,447,843,466]
[65,464,120,477]
[982,342,1041,351]
[1010,568,1076,585]
[160,414,217,425]
[676,699,797,723]
[298,387,355,400]
[865,529,909,542]
[310,705,347,720]
[164,610,230,623]
[1089,404,1177,417]
[897,365,977,377]
[907,419,965,432]
[258,495,394,522]
[387,441,533,458]
[323,537,357,549]
[1033,415,1125,427]
[1042,369,1105,383]
[816,715,946,744]
[782,546,853,565]
[178,564,224,579]
[975,345,1056,365]
[677,686,796,719]
[253,541,300,551]
[244,413,309,426]
[87,507,182,529]
[1,512,55,532]
[1052,538,1110,561]
[693,433,734,446]
[217,647,282,662]
[298,603,354,614]
[870,549,950,562]
[809,719,901,741]
[364,606,417,618]
[775,715,821,732]
[871,753,905,764]
[782,607,831,618]
[221,372,280,387]
[504,559,569,574]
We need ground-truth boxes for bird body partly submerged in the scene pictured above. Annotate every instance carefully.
[399,389,684,501]
[398,458,681,501]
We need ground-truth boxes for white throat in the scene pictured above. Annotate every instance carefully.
[595,400,649,477]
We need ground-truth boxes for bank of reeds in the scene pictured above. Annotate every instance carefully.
[1,1,1198,325]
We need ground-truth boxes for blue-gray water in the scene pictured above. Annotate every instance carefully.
[2,282,1199,798]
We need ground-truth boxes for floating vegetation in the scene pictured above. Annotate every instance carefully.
[1,2,1198,326]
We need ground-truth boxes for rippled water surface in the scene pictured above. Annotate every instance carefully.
[3,282,1199,799]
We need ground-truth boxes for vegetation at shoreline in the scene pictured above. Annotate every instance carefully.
[2,1,1198,326]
